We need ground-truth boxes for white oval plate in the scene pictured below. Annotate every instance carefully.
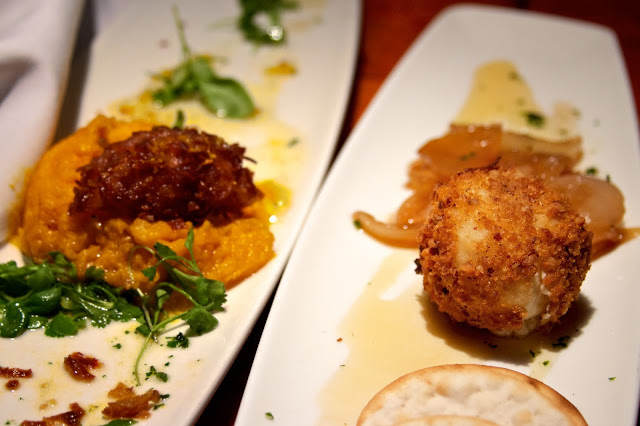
[0,0,360,424]
[236,4,640,426]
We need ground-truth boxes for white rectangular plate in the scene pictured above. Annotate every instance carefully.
[236,4,640,426]
[0,0,360,424]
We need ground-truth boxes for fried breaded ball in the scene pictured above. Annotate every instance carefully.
[418,167,592,336]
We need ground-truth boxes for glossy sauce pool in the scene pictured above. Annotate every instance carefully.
[317,249,588,425]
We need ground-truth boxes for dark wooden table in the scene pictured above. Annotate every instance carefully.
[198,1,640,424]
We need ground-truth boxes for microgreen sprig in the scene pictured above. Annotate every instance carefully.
[130,228,226,384]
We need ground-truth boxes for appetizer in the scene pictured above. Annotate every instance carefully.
[15,116,274,293]
[353,61,628,335]
[417,167,591,337]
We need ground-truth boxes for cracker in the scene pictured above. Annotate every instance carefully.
[357,364,586,426]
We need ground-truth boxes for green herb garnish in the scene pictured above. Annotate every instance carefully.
[100,419,138,426]
[552,335,570,348]
[130,228,226,384]
[238,0,298,46]
[460,151,476,161]
[0,254,143,338]
[1,228,227,386]
[173,109,185,129]
[524,111,545,128]
[153,6,255,118]
[166,331,189,348]
[146,366,169,383]
[265,412,275,420]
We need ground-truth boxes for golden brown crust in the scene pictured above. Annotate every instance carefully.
[419,168,591,335]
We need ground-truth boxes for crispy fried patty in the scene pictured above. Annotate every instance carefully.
[418,167,592,336]
[70,126,261,223]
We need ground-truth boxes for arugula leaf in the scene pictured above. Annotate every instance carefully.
[152,6,255,118]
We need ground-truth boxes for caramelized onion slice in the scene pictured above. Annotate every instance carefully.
[548,174,625,249]
[353,211,419,248]
[418,125,502,176]
[502,131,583,163]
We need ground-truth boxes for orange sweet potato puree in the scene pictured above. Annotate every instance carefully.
[13,115,274,292]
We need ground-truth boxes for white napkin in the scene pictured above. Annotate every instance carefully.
[0,0,83,242]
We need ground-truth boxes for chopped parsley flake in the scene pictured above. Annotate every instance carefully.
[353,219,362,230]
[483,340,497,349]
[524,112,545,128]
[265,412,275,420]
[529,349,536,358]
[609,377,616,381]
[585,167,598,176]
[460,151,476,161]
[167,332,189,349]
[146,366,169,383]
[552,335,570,348]
[113,343,122,349]
[543,360,550,366]
[287,137,300,147]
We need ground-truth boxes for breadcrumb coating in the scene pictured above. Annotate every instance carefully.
[418,167,592,336]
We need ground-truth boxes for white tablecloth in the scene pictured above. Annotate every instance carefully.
[0,0,83,241]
